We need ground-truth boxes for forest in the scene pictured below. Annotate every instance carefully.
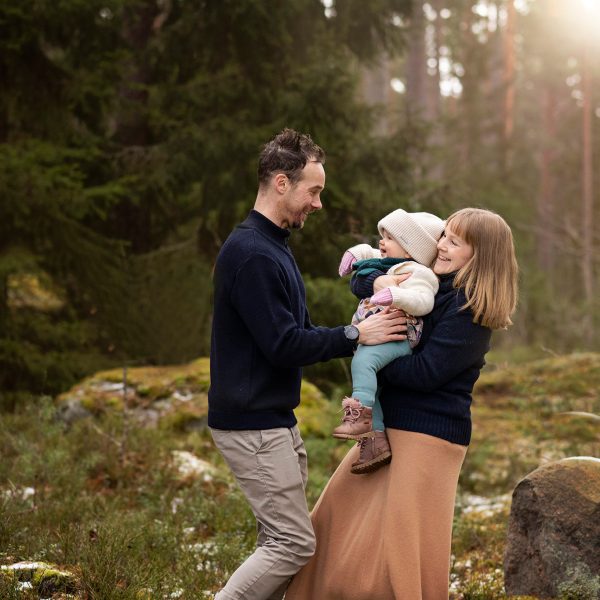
[1,0,599,403]
[2,2,600,599]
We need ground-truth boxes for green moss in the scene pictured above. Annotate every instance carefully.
[466,353,600,496]
[57,358,339,441]
[159,406,207,432]
[0,562,78,596]
[137,385,152,397]
[477,353,600,406]
[79,395,99,412]
[56,358,213,420]
[295,381,337,438]
[101,372,125,384]
[557,565,600,600]
[0,569,15,584]
[105,395,124,411]
[31,565,77,595]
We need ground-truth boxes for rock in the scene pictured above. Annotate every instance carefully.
[504,457,600,599]
[56,398,93,424]
[130,407,161,428]
[0,561,78,596]
[54,358,335,437]
[171,450,217,481]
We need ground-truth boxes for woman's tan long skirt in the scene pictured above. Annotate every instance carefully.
[285,429,467,600]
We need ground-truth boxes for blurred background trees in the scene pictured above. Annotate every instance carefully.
[1,0,599,405]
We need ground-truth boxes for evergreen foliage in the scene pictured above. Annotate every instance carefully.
[2,0,598,401]
[1,0,419,401]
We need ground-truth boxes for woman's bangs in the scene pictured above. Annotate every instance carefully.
[446,212,471,242]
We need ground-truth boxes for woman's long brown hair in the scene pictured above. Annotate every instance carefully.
[447,208,519,330]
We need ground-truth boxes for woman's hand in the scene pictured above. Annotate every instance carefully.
[373,273,411,293]
[355,308,408,345]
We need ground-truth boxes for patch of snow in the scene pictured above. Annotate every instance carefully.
[1,486,35,504]
[1,561,50,570]
[459,493,510,517]
[92,382,128,392]
[17,581,34,591]
[171,497,184,514]
[172,451,216,481]
[171,391,193,402]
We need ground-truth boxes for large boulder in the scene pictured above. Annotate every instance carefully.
[55,358,336,437]
[504,457,600,599]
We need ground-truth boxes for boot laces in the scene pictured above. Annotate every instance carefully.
[341,405,362,423]
[356,438,368,450]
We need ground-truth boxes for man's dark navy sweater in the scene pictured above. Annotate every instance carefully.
[352,271,491,446]
[208,210,354,430]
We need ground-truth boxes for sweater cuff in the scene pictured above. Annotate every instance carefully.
[350,271,381,299]
[337,325,358,356]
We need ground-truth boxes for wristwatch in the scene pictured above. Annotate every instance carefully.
[343,324,360,346]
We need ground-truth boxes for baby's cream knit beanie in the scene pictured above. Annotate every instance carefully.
[378,209,445,266]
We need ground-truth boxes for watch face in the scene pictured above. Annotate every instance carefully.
[345,325,359,341]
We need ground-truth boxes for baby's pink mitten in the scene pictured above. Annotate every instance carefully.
[338,251,357,277]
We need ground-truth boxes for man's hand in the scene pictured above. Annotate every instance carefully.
[373,273,411,293]
[355,308,408,345]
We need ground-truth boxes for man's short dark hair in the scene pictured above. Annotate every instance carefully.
[257,128,325,187]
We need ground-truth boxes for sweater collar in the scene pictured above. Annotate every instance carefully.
[241,210,291,245]
[438,272,458,292]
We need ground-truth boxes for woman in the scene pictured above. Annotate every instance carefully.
[285,208,518,600]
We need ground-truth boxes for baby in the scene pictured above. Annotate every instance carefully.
[335,209,444,474]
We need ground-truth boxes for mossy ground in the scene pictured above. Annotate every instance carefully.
[450,352,600,599]
[1,354,598,599]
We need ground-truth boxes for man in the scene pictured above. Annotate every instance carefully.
[208,128,408,600]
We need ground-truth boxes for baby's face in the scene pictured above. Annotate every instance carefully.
[379,229,410,259]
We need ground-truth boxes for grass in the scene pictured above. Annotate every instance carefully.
[0,401,253,599]
[0,353,599,599]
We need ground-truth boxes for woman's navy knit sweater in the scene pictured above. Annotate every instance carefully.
[352,271,491,446]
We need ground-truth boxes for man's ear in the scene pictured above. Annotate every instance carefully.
[274,173,288,195]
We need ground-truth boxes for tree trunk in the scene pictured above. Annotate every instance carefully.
[429,0,443,122]
[536,84,557,274]
[114,0,172,145]
[361,54,392,135]
[114,2,157,146]
[458,3,476,168]
[502,0,516,169]
[581,41,594,342]
[111,0,173,253]
[406,0,427,122]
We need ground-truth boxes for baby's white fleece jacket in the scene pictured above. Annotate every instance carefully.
[348,243,439,317]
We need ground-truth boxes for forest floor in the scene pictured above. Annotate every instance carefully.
[1,353,599,599]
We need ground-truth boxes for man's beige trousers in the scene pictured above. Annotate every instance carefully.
[211,426,315,600]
